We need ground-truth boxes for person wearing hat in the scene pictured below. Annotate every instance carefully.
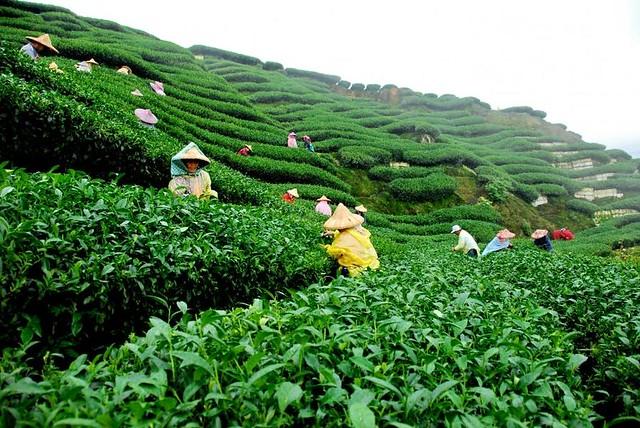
[237,144,253,156]
[481,229,515,257]
[75,58,99,73]
[451,225,480,258]
[315,195,332,216]
[354,205,367,224]
[134,108,158,128]
[303,135,315,153]
[168,142,218,200]
[531,229,553,252]
[150,81,166,96]
[21,34,59,60]
[117,65,132,75]
[286,132,298,148]
[282,188,299,203]
[323,203,379,277]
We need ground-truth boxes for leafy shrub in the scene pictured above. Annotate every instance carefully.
[365,83,381,92]
[0,169,328,356]
[263,61,283,71]
[269,183,357,206]
[534,183,569,196]
[368,165,443,181]
[388,204,501,226]
[514,173,578,192]
[337,146,392,169]
[350,83,365,91]
[476,166,514,202]
[567,199,599,215]
[190,45,261,65]
[501,105,547,118]
[388,173,458,201]
[337,80,350,89]
[403,148,485,168]
[512,181,540,202]
[284,68,340,85]
[224,72,269,83]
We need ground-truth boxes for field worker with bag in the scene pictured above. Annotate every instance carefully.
[20,33,58,59]
[168,142,218,200]
[323,203,379,276]
[481,229,515,257]
[451,224,480,258]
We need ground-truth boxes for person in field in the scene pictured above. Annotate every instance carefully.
[303,135,315,153]
[117,65,132,75]
[315,195,332,216]
[281,188,299,203]
[481,229,515,257]
[531,229,553,251]
[168,142,218,200]
[237,144,253,156]
[286,131,298,148]
[324,203,379,276]
[354,205,367,224]
[134,108,158,128]
[75,58,98,73]
[451,224,480,258]
[21,33,58,59]
[552,227,574,241]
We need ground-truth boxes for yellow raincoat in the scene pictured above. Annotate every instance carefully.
[324,226,379,276]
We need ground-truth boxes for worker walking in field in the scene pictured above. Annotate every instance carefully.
[324,203,379,276]
[531,229,553,251]
[481,229,515,257]
[451,224,480,257]
[20,33,58,60]
[168,142,218,200]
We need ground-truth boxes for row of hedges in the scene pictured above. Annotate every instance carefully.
[388,173,458,201]
[383,203,502,226]
[534,183,569,196]
[368,165,443,181]
[500,105,547,118]
[513,172,579,192]
[566,199,600,215]
[337,146,392,169]
[403,147,486,168]
[391,220,502,242]
[0,169,328,357]
[189,45,261,65]
[284,68,341,85]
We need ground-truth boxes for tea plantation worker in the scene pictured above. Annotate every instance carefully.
[150,81,166,96]
[324,203,380,277]
[552,227,574,241]
[134,108,158,128]
[287,131,298,148]
[282,188,299,203]
[21,33,59,60]
[117,65,132,75]
[237,144,253,156]
[531,229,553,252]
[451,224,480,258]
[168,142,218,200]
[481,229,515,257]
[315,195,332,216]
[354,205,367,224]
[75,58,98,73]
[303,135,315,153]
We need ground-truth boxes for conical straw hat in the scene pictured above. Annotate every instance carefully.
[354,204,367,213]
[531,229,548,239]
[286,188,299,198]
[244,144,253,151]
[117,66,132,75]
[496,229,515,240]
[86,58,99,65]
[324,203,364,230]
[25,34,59,54]
[134,108,158,125]
[316,195,331,202]
[180,144,211,165]
[131,89,143,97]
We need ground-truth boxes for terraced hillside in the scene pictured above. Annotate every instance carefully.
[1,2,640,425]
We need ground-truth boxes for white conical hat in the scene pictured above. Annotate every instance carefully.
[323,203,364,230]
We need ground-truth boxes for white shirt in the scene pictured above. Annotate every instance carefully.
[454,230,480,253]
[21,43,38,59]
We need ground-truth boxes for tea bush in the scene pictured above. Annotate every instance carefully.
[388,173,458,201]
[368,165,443,181]
[534,183,569,196]
[566,199,599,215]
[337,146,392,169]
[403,148,486,168]
[190,45,261,65]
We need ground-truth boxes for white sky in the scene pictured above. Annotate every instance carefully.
[28,0,640,157]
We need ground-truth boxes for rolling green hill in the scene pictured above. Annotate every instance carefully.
[1,1,639,425]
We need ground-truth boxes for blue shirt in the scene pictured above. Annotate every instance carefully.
[21,43,38,59]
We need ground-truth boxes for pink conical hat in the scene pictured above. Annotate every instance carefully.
[496,229,515,240]
[531,229,548,239]
[134,108,158,125]
[150,81,165,95]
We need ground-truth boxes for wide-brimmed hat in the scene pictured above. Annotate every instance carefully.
[150,81,165,95]
[531,229,548,239]
[86,58,99,66]
[451,224,462,234]
[117,65,132,75]
[134,108,158,125]
[25,34,59,54]
[497,229,515,240]
[286,188,299,198]
[170,142,211,176]
[303,135,311,142]
[244,144,253,151]
[288,131,297,137]
[324,203,364,230]
[354,205,367,213]
[131,89,143,97]
[316,195,331,202]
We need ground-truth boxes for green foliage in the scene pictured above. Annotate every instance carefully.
[365,83,381,92]
[284,68,340,85]
[368,165,443,181]
[384,204,502,226]
[350,83,365,91]
[403,147,486,168]
[512,181,540,203]
[269,183,358,206]
[501,105,547,118]
[566,199,599,215]
[337,146,392,169]
[190,44,262,65]
[0,169,328,356]
[534,183,569,196]
[388,173,458,201]
[476,166,514,202]
[514,173,578,193]
[263,61,283,71]
[337,80,351,89]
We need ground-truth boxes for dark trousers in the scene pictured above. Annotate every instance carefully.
[467,249,478,258]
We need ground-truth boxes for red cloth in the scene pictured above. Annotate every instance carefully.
[237,147,251,156]
[552,229,574,240]
[282,193,296,204]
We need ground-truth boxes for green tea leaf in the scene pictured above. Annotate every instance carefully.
[276,382,303,412]
[348,402,376,428]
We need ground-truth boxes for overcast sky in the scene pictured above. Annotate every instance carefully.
[28,0,640,157]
